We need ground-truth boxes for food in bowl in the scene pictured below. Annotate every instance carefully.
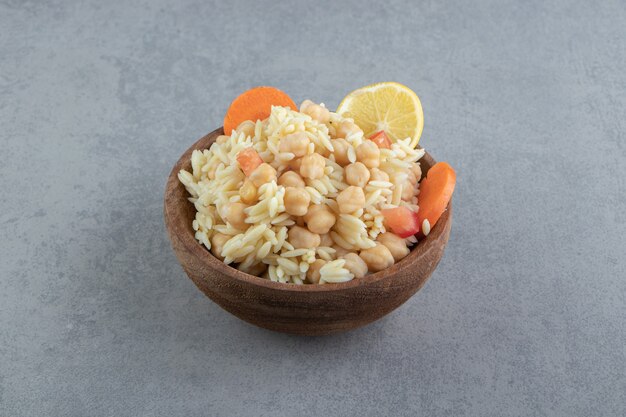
[178,84,455,284]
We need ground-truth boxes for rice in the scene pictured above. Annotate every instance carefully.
[422,219,431,236]
[319,259,354,284]
[178,102,427,284]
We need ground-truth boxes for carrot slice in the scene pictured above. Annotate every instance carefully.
[417,162,456,235]
[236,148,264,176]
[223,86,297,135]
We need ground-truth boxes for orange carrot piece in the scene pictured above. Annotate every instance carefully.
[223,86,297,135]
[236,148,264,176]
[417,162,456,235]
[369,131,392,149]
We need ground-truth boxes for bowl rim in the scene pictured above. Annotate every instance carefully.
[164,127,452,293]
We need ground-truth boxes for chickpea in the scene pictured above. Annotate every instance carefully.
[410,162,422,182]
[279,132,310,157]
[288,157,303,172]
[330,138,351,166]
[333,245,351,258]
[300,99,314,112]
[335,120,362,139]
[407,169,418,186]
[345,162,370,188]
[377,232,410,262]
[406,164,421,188]
[246,262,267,277]
[402,180,415,201]
[370,168,389,182]
[239,179,257,205]
[236,120,256,138]
[300,100,330,124]
[284,187,311,216]
[336,186,365,214]
[304,204,336,234]
[278,171,305,188]
[210,233,230,260]
[249,163,277,187]
[306,259,326,284]
[300,153,325,180]
[319,233,334,247]
[359,243,394,272]
[342,253,368,279]
[317,144,331,158]
[288,226,321,249]
[216,135,229,145]
[356,141,380,168]
[224,202,249,230]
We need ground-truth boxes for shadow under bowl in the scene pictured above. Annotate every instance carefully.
[164,128,452,335]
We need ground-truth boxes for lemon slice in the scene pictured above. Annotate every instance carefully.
[336,82,424,148]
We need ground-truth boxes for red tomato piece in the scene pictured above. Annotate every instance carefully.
[236,147,264,176]
[369,131,392,149]
[381,206,420,238]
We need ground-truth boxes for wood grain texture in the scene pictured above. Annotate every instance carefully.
[164,128,453,335]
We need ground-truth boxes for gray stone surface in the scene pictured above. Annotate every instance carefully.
[1,0,625,415]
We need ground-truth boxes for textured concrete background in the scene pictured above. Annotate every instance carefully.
[1,0,625,416]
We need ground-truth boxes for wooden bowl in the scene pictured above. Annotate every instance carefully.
[164,128,453,335]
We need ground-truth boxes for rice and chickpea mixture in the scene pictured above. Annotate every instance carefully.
[178,100,427,284]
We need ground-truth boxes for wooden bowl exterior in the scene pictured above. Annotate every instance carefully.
[164,128,452,335]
